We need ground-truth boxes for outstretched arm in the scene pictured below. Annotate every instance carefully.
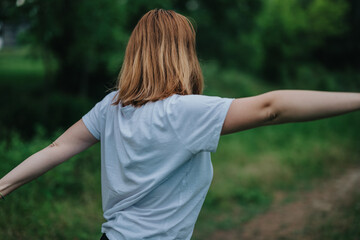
[222,90,360,135]
[0,119,98,197]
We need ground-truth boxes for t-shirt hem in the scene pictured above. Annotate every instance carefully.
[104,231,116,240]
[82,115,100,140]
[208,98,234,152]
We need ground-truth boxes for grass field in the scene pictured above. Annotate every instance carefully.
[0,48,359,239]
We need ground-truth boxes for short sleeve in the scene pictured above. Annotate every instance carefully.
[167,95,234,154]
[82,91,117,140]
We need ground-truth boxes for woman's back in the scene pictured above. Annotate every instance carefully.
[82,91,233,239]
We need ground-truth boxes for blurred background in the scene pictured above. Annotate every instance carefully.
[0,0,359,239]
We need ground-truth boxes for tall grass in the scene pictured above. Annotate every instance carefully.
[0,49,359,239]
[0,128,104,239]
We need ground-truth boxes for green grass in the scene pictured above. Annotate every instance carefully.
[192,113,360,239]
[302,192,360,240]
[0,48,359,239]
[0,48,93,140]
[0,47,45,88]
[0,129,104,239]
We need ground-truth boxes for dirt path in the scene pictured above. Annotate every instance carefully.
[210,167,360,240]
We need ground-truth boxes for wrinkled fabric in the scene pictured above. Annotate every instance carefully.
[82,92,234,240]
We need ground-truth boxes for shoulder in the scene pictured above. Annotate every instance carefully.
[103,91,118,104]
[164,94,234,153]
[165,94,234,119]
[168,94,229,107]
[97,91,118,109]
[88,91,118,117]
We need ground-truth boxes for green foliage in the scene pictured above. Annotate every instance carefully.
[1,62,359,239]
[0,47,45,87]
[1,1,360,238]
[7,0,127,95]
[188,0,263,71]
[2,0,358,92]
[0,127,103,239]
[0,48,97,139]
[202,61,275,97]
[257,0,349,82]
[194,79,360,238]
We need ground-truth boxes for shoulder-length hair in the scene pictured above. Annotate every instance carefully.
[112,9,204,107]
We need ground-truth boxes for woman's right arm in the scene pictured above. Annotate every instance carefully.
[221,90,360,135]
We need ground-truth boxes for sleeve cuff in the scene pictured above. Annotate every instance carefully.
[207,98,234,153]
[82,115,101,140]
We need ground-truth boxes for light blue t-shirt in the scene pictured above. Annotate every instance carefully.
[82,92,233,240]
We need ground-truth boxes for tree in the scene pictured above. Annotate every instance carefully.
[256,0,349,83]
[13,0,127,96]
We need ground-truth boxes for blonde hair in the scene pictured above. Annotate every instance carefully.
[112,9,204,107]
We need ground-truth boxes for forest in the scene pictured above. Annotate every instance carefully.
[0,0,359,239]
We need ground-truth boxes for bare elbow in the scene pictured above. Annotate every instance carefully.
[49,141,59,148]
[262,92,280,124]
[266,110,279,123]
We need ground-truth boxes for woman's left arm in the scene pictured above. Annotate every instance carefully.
[0,119,98,197]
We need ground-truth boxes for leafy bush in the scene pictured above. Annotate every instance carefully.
[0,128,103,239]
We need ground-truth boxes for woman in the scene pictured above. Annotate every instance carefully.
[0,9,359,240]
